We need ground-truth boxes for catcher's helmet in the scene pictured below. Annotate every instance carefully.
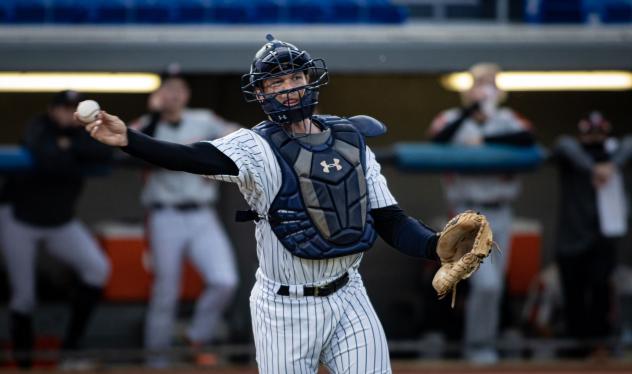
[241,34,328,125]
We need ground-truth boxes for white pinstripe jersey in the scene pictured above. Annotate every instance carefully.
[207,128,396,286]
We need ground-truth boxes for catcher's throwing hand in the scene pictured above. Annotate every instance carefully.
[432,210,494,307]
[74,111,129,147]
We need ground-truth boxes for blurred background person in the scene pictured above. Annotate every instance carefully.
[551,112,632,358]
[427,63,535,364]
[0,90,112,368]
[130,66,240,367]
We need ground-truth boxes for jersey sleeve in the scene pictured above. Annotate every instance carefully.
[206,129,281,207]
[365,145,397,209]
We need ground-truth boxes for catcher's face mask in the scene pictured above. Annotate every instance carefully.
[241,34,328,126]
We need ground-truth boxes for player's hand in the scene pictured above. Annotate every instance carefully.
[148,89,164,112]
[76,110,129,147]
[592,162,615,188]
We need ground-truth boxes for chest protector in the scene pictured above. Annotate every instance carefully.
[252,115,377,259]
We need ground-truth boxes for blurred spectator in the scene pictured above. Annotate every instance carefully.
[551,111,632,357]
[428,63,535,364]
[0,90,112,368]
[130,66,240,367]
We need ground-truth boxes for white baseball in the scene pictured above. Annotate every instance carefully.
[76,100,101,123]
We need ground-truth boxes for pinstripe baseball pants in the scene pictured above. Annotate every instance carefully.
[250,269,392,374]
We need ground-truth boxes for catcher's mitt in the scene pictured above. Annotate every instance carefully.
[432,210,494,307]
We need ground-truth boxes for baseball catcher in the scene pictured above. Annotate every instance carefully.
[432,211,495,307]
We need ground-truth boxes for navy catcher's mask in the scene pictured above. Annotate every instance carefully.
[241,34,328,125]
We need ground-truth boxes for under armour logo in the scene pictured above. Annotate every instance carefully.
[321,159,342,173]
[278,114,288,120]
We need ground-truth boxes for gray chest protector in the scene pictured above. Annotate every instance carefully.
[252,115,385,259]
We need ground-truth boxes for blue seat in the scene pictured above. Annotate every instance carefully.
[0,0,410,24]
[10,0,48,23]
[92,0,131,23]
[0,1,12,22]
[525,0,583,23]
[250,0,283,23]
[366,0,407,23]
[173,0,211,23]
[208,0,250,23]
[603,3,632,22]
[286,0,331,23]
[51,0,92,23]
[330,0,363,23]
[131,0,174,23]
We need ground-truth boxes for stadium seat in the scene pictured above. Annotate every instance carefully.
[330,0,364,23]
[173,0,211,23]
[0,1,11,22]
[525,0,584,23]
[602,1,632,23]
[92,0,131,24]
[249,0,283,24]
[50,0,91,24]
[208,0,250,23]
[0,0,409,24]
[527,0,632,24]
[9,0,48,24]
[131,0,173,24]
[286,0,331,23]
[367,0,408,23]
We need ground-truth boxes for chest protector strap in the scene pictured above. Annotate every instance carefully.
[253,115,378,259]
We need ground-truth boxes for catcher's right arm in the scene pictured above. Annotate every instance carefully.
[431,211,494,307]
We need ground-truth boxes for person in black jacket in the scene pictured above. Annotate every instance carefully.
[0,90,112,368]
[552,112,632,357]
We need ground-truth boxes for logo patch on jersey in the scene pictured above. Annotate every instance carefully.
[320,158,342,173]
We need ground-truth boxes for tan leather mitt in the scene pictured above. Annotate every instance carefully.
[432,210,494,307]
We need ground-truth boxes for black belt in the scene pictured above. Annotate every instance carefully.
[277,272,350,297]
[150,202,205,211]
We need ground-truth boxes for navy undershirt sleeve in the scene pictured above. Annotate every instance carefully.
[370,204,439,261]
[430,103,479,144]
[121,128,238,176]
